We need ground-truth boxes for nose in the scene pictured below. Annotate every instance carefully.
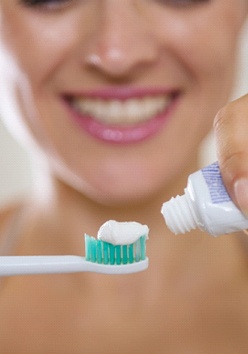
[83,1,160,78]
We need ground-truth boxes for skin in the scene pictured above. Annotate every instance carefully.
[0,0,248,352]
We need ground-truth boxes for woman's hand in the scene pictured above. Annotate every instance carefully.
[214,94,248,216]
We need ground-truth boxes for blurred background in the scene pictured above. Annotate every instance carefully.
[1,20,248,208]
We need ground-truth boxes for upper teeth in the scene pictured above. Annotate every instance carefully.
[72,96,171,125]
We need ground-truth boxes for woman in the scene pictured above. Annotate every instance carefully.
[0,0,248,352]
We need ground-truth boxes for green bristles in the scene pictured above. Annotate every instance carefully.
[85,234,147,265]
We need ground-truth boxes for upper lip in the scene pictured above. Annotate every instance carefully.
[63,86,181,101]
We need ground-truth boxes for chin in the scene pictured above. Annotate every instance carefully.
[88,192,152,209]
[83,180,162,208]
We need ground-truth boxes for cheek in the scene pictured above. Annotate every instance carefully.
[0,6,77,90]
[182,33,236,90]
[154,6,242,93]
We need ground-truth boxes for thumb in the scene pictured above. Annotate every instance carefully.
[214,94,248,216]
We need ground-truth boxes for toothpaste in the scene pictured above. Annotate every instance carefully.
[97,220,149,245]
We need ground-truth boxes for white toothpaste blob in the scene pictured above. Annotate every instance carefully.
[97,220,149,245]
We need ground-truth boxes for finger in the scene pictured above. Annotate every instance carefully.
[213,94,248,216]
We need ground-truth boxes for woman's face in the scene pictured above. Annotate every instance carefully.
[0,0,247,206]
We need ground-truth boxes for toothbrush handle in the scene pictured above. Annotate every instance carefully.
[0,256,149,275]
[0,256,89,276]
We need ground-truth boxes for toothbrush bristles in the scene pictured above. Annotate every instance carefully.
[85,235,146,265]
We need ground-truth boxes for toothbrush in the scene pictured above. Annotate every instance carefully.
[0,235,148,276]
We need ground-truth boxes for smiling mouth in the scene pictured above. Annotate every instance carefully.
[70,95,172,126]
[63,90,180,143]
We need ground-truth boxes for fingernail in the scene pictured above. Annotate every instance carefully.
[234,178,248,216]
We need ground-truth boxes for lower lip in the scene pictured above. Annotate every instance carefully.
[63,96,179,144]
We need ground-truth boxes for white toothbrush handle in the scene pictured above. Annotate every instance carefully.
[0,256,149,276]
